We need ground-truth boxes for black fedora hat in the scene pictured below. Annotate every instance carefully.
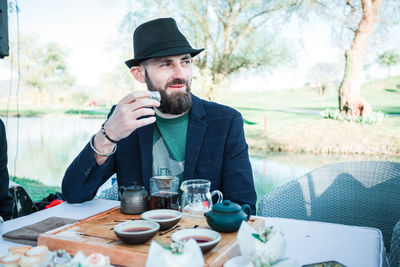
[125,18,204,68]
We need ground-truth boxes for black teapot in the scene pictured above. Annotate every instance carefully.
[119,185,148,214]
[204,200,251,232]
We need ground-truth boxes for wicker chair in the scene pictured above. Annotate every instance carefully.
[389,221,400,267]
[256,161,400,265]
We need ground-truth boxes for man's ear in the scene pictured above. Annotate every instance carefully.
[130,66,146,83]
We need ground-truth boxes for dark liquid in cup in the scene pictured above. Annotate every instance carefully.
[149,215,175,220]
[123,227,151,232]
[150,192,179,210]
[180,236,213,243]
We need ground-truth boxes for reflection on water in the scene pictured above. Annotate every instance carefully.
[3,116,103,185]
[2,117,398,201]
[251,156,312,204]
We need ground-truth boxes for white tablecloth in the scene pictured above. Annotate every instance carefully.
[0,199,388,267]
[263,217,387,267]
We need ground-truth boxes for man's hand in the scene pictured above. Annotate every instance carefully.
[93,90,160,165]
[103,90,160,141]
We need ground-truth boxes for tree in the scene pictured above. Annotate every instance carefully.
[100,51,137,106]
[115,0,297,100]
[301,0,399,117]
[307,62,341,95]
[11,35,75,102]
[338,0,382,117]
[377,50,400,77]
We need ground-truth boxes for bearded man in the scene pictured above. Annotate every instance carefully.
[62,18,257,214]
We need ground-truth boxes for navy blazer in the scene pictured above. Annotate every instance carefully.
[62,95,257,214]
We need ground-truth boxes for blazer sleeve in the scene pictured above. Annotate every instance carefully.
[221,111,257,214]
[62,107,117,203]
[61,142,116,203]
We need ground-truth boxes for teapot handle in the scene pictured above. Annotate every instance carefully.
[118,186,127,199]
[242,204,251,221]
[210,190,223,203]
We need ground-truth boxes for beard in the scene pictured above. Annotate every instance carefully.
[145,71,192,115]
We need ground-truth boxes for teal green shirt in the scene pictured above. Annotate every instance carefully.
[152,113,189,183]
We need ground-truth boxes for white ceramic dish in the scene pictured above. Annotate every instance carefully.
[171,228,221,253]
[141,209,182,230]
[223,256,250,267]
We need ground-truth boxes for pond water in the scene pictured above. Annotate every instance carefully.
[2,116,397,203]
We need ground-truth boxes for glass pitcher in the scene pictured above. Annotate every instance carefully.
[149,176,180,210]
[180,179,223,217]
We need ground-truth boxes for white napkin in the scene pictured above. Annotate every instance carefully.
[146,239,204,267]
[237,221,298,267]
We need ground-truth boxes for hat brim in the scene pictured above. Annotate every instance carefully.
[125,47,204,68]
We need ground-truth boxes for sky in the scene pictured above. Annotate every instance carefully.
[1,0,126,86]
[1,0,398,90]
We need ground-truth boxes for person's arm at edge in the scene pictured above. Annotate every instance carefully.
[0,119,13,220]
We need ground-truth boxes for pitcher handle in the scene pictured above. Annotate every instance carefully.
[242,204,251,221]
[118,186,126,200]
[211,190,223,204]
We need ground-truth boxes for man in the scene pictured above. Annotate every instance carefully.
[0,119,14,221]
[62,17,257,214]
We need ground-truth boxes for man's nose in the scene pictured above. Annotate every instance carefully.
[172,65,185,80]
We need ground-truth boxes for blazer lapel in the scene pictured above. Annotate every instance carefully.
[138,123,154,189]
[184,95,207,180]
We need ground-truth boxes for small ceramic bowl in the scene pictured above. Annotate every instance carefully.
[113,220,160,244]
[171,228,221,253]
[141,209,182,230]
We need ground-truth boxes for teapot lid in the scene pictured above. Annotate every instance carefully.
[126,185,145,191]
[212,200,241,213]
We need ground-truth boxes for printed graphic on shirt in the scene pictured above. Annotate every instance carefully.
[152,137,184,178]
[152,113,188,183]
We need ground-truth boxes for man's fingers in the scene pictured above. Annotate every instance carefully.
[134,116,156,129]
[130,107,156,120]
[128,98,160,111]
[118,90,152,105]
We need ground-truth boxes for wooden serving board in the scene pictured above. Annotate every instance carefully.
[38,207,263,267]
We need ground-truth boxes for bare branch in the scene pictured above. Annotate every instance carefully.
[187,4,220,59]
[211,0,226,25]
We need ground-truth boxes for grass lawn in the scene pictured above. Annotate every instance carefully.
[10,176,61,202]
[220,75,400,156]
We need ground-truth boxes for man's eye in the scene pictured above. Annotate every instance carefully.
[160,63,171,67]
[183,60,192,65]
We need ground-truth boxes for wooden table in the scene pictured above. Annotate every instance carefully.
[0,199,388,267]
[38,207,263,267]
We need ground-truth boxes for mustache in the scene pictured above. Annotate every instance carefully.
[166,78,188,87]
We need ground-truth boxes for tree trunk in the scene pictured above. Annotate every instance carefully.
[208,73,224,101]
[338,0,382,117]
